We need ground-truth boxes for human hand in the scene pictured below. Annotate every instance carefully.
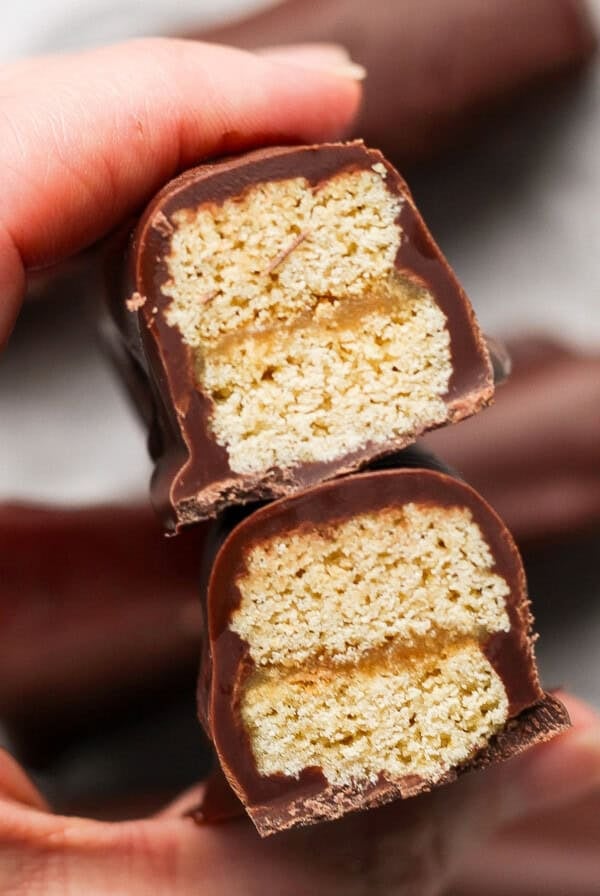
[447,694,600,896]
[0,691,598,894]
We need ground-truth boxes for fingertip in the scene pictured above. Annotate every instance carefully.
[177,39,364,149]
[501,703,600,822]
[1,37,363,280]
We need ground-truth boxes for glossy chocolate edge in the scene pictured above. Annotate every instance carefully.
[193,693,568,836]
[123,141,493,530]
[200,466,544,832]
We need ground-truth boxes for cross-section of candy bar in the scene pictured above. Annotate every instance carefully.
[198,467,568,836]
[113,142,494,530]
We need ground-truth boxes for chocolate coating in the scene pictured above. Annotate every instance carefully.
[109,142,493,531]
[193,694,569,832]
[197,463,561,836]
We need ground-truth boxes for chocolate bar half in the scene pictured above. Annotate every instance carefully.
[197,465,568,836]
[111,142,494,530]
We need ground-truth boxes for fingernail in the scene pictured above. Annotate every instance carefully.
[259,43,367,81]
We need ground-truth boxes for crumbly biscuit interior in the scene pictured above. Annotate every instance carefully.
[163,168,453,473]
[231,503,511,786]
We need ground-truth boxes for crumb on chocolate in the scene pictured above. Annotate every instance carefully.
[126,291,147,311]
[371,162,388,178]
[152,210,174,237]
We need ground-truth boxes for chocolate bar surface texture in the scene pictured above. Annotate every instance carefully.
[117,141,494,531]
[198,466,568,837]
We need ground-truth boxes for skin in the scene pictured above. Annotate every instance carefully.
[1,36,599,895]
[1,693,599,894]
[0,38,361,345]
[450,794,600,896]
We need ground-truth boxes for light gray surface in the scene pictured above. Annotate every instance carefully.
[0,0,273,61]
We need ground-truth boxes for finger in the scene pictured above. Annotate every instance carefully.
[0,38,362,343]
[152,693,600,895]
[552,690,600,729]
[0,749,188,893]
[448,788,600,895]
[1,694,598,896]
[444,692,600,854]
[0,503,202,727]
[258,42,366,79]
[158,768,240,823]
[449,828,600,896]
[0,768,395,895]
